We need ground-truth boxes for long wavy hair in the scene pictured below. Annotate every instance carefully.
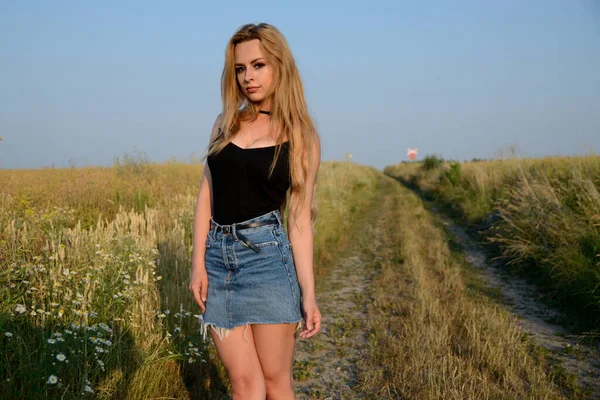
[207,23,320,227]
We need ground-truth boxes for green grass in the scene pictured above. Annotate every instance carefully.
[384,155,600,330]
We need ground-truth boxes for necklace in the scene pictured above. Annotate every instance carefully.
[258,110,271,115]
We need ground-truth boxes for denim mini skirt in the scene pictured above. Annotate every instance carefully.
[200,209,303,340]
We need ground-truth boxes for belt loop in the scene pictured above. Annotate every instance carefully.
[231,223,238,240]
[274,209,284,227]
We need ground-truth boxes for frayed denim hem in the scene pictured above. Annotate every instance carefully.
[198,318,304,343]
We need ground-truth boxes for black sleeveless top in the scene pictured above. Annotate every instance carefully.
[207,141,291,225]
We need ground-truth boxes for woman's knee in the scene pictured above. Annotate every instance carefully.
[264,372,293,398]
[229,369,266,399]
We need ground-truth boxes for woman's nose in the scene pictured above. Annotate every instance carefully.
[244,68,255,82]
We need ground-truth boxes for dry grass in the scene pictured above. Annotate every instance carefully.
[384,155,600,328]
[0,160,379,399]
[357,176,566,399]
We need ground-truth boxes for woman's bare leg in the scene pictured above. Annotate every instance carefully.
[252,323,298,400]
[209,325,266,400]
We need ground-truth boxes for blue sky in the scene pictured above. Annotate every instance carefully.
[1,1,599,170]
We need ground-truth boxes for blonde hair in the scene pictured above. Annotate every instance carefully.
[207,23,320,226]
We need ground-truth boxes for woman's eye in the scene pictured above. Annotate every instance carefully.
[235,67,244,74]
[254,63,265,69]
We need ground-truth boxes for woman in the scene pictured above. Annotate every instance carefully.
[189,23,322,399]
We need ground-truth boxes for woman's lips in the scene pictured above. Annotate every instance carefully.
[246,86,259,93]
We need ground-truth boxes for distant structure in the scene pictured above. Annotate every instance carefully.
[407,148,418,161]
[345,153,353,162]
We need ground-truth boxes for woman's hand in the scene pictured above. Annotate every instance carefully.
[300,297,321,339]
[189,262,208,312]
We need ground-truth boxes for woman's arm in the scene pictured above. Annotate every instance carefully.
[189,115,222,312]
[288,137,321,338]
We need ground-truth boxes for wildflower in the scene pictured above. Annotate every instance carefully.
[47,375,58,385]
[58,309,64,318]
[188,357,195,364]
[56,353,66,362]
[98,323,112,333]
[30,311,37,316]
[4,332,13,338]
[47,338,56,344]
[15,304,26,314]
[62,268,70,277]
[64,329,73,334]
[84,385,94,394]
[95,346,104,354]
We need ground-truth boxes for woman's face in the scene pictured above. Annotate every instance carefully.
[234,39,273,104]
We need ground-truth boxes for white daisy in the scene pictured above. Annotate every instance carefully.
[56,353,66,362]
[47,375,58,385]
[4,332,13,338]
[84,385,94,393]
[47,338,56,344]
[14,304,26,314]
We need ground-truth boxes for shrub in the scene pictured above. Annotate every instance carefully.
[422,154,444,171]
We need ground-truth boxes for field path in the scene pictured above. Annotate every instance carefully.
[430,205,600,398]
[293,187,391,399]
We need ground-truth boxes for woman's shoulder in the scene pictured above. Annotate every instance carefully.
[207,114,224,147]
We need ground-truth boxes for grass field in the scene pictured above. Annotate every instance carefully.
[384,155,600,330]
[355,175,570,399]
[0,156,590,398]
[0,159,377,399]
